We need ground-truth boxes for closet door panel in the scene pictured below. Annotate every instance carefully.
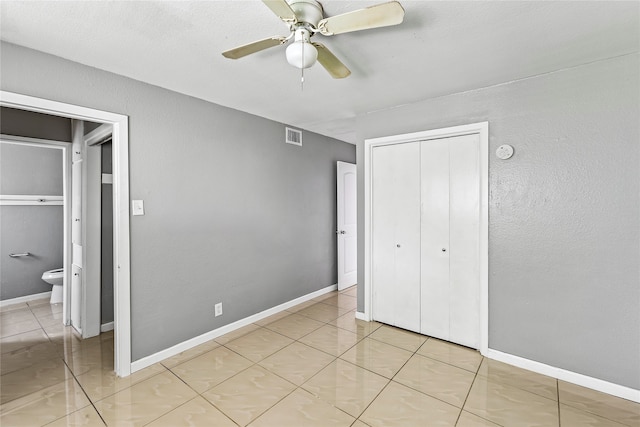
[449,134,480,348]
[392,142,421,332]
[420,139,451,340]
[372,144,398,326]
[372,142,421,331]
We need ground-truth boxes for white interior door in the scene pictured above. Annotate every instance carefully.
[69,120,102,339]
[372,142,421,331]
[420,134,480,349]
[70,122,83,333]
[337,161,357,290]
[82,139,101,338]
[371,133,481,349]
[420,138,451,341]
[448,134,480,348]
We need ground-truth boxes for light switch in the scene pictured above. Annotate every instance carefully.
[132,200,145,216]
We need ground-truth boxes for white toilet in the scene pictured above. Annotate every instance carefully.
[42,268,64,304]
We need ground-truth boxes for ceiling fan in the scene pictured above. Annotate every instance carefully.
[222,0,405,79]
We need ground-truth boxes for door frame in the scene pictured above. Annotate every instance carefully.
[71,121,110,339]
[0,90,132,377]
[364,121,489,354]
[85,124,113,335]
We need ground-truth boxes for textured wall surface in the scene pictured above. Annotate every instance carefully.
[0,143,64,195]
[0,143,64,300]
[1,42,355,359]
[1,206,64,299]
[355,53,639,389]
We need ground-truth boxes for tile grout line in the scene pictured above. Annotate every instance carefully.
[557,383,638,426]
[452,355,485,426]
[0,301,46,341]
[9,292,633,427]
[416,351,482,374]
[216,293,347,353]
[0,303,84,410]
[241,384,303,426]
[557,378,562,427]
[58,346,109,426]
[351,331,426,425]
[163,369,242,427]
[205,302,363,425]
[194,342,321,427]
[344,331,489,425]
[349,367,392,424]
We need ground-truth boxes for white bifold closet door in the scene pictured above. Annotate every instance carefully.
[372,134,480,349]
[372,142,421,332]
[421,134,480,349]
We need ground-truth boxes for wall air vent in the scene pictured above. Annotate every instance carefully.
[285,127,302,146]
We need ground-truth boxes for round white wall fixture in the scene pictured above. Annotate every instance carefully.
[496,144,514,160]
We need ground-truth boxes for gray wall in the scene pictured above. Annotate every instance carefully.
[0,143,64,300]
[355,53,639,389]
[1,107,71,141]
[0,143,64,195]
[101,141,114,324]
[0,42,355,360]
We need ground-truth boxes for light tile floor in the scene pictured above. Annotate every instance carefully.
[1,286,638,426]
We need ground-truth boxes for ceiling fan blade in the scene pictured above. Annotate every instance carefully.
[262,0,297,23]
[222,36,288,59]
[317,1,405,36]
[313,43,351,79]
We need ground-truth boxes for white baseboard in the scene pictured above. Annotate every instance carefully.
[101,322,114,333]
[131,284,338,373]
[0,291,51,307]
[485,348,640,403]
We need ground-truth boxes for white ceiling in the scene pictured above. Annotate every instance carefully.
[1,1,638,144]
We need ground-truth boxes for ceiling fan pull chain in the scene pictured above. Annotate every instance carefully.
[301,41,305,91]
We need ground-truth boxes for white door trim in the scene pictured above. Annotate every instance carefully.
[364,122,489,354]
[85,123,113,146]
[83,124,113,338]
[0,90,132,377]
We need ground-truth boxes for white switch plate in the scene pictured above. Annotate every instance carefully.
[214,303,223,317]
[132,200,145,216]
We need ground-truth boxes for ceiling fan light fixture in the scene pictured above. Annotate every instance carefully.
[223,1,406,79]
[285,40,318,69]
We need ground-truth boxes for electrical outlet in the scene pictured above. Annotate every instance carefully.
[214,302,223,317]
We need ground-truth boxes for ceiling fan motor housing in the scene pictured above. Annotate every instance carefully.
[288,0,324,27]
[285,1,324,69]
[222,0,405,79]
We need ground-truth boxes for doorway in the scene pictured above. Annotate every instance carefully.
[364,122,489,353]
[69,121,114,339]
[0,90,133,377]
[101,140,114,332]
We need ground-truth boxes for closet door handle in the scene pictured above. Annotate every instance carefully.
[442,248,447,252]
